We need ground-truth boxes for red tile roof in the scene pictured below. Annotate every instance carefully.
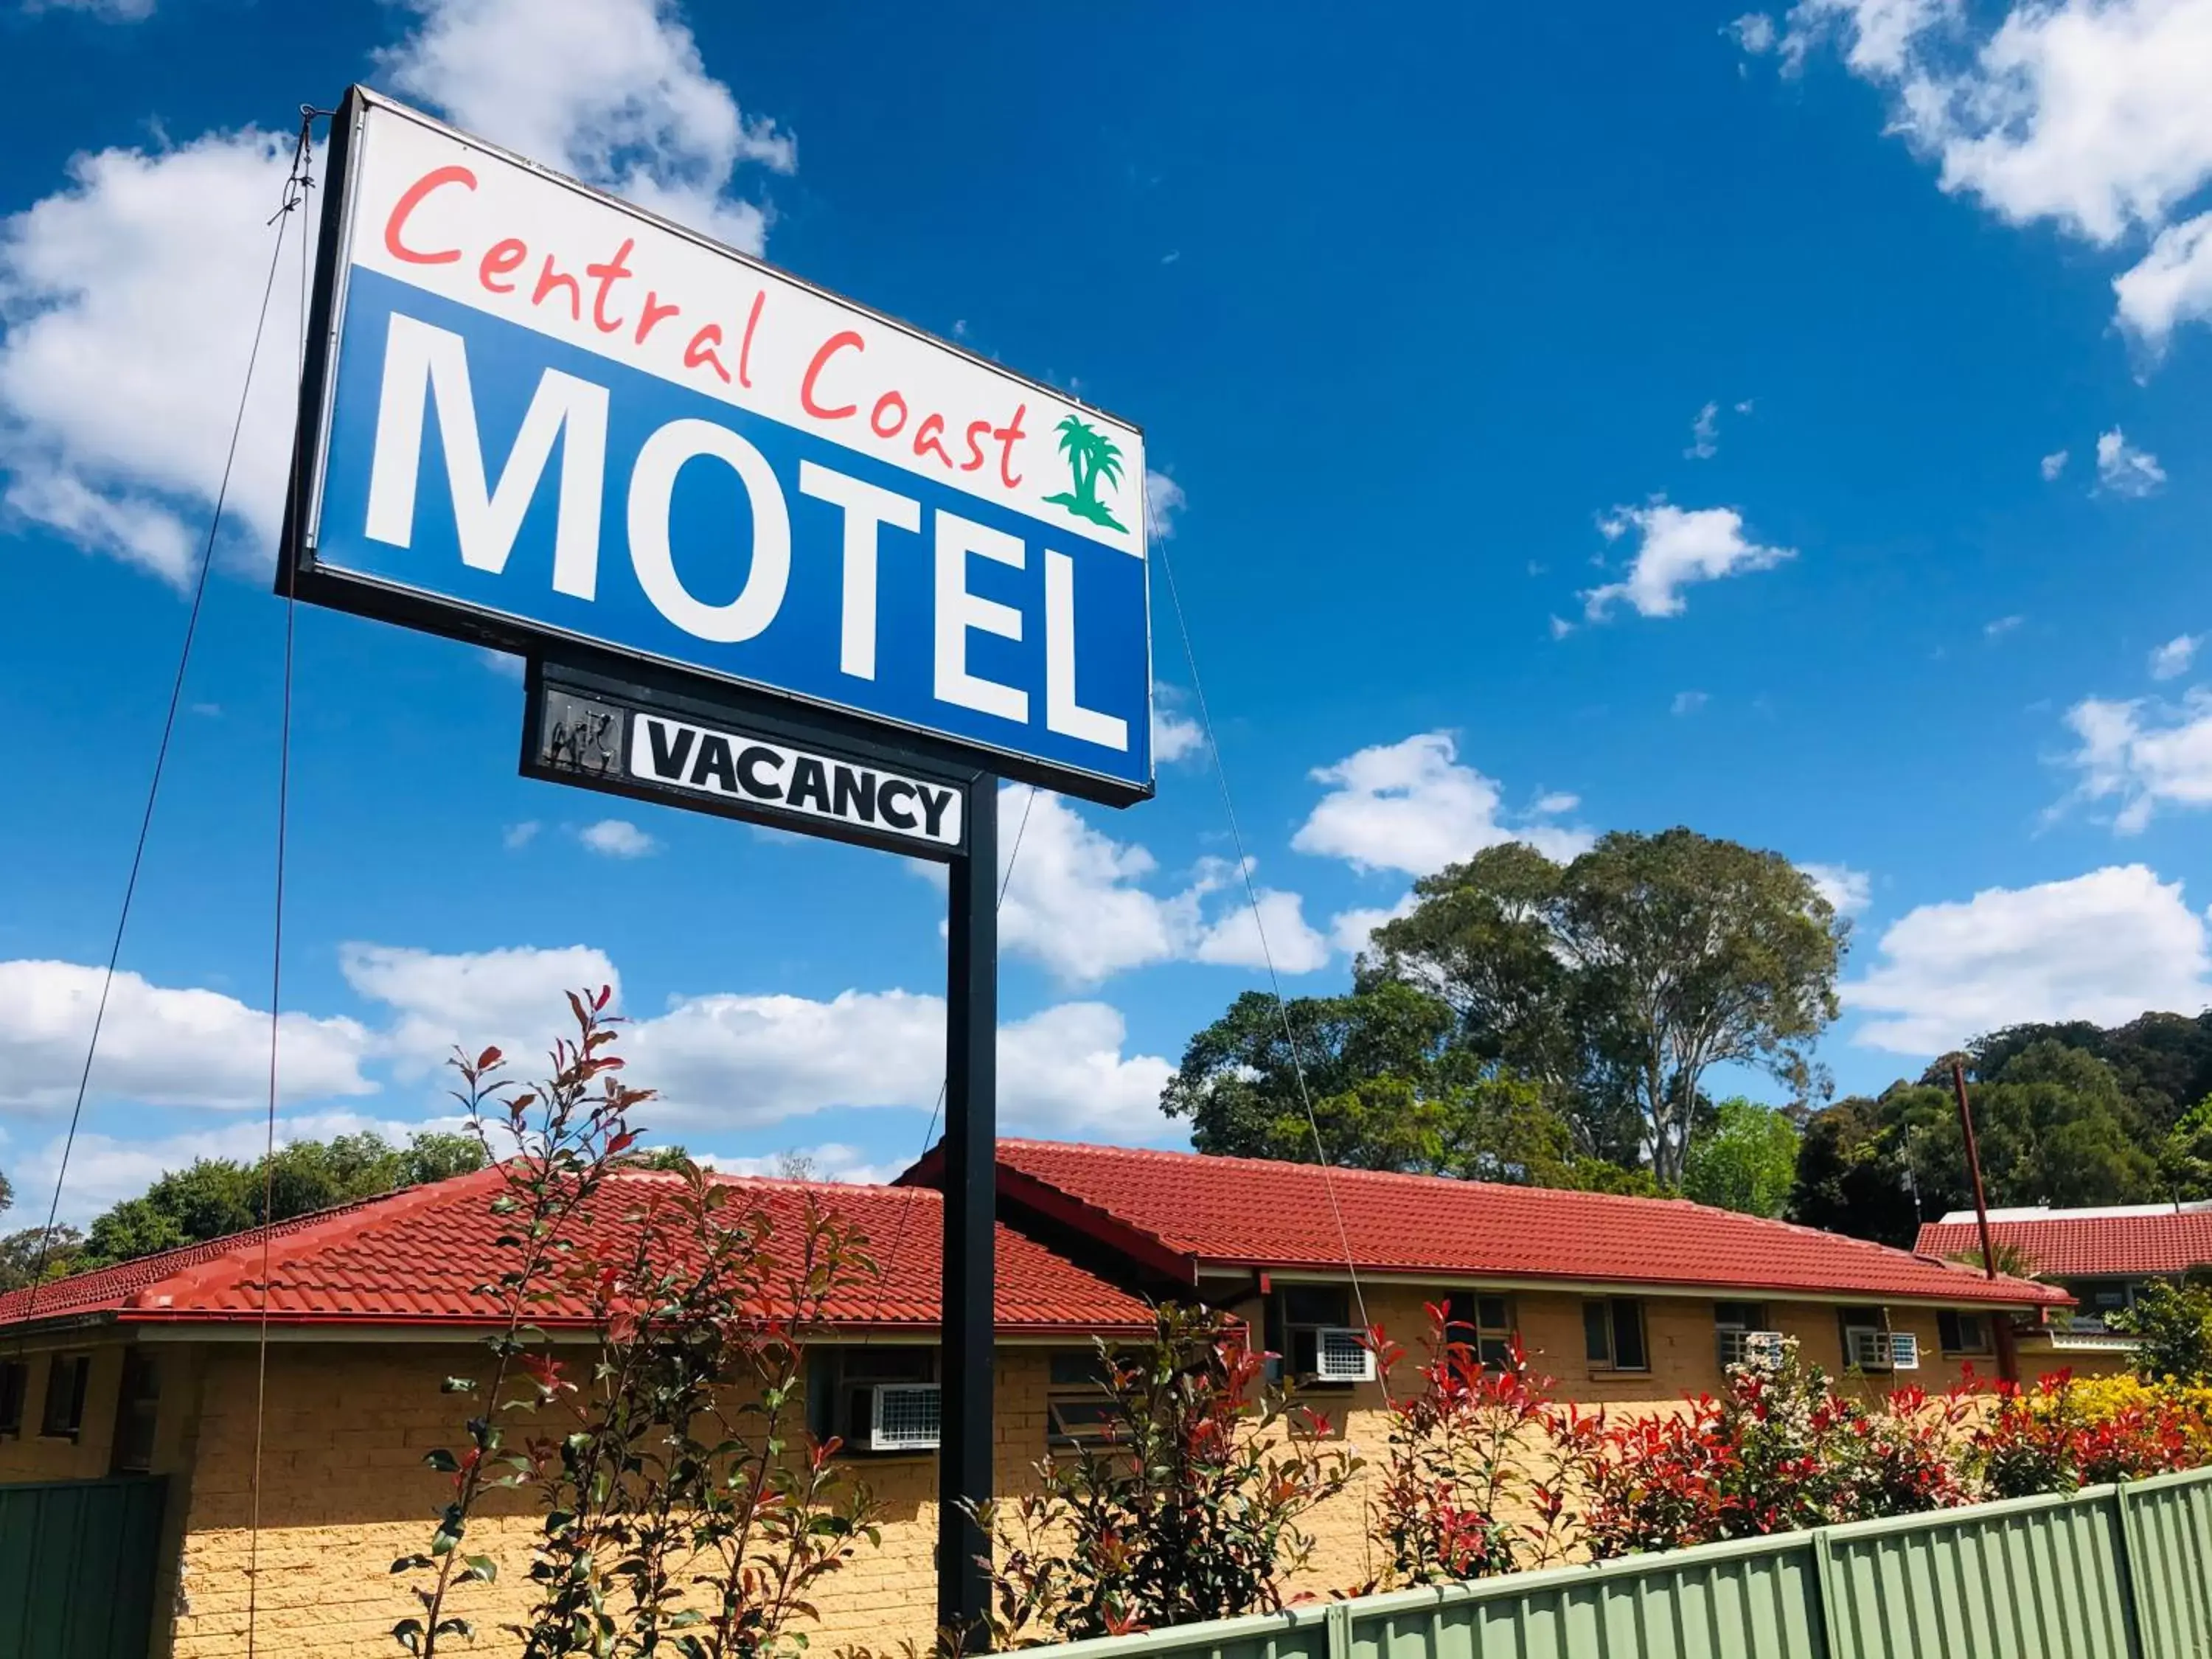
[0,1166,1152,1337]
[1916,1211,2212,1281]
[967,1140,2066,1309]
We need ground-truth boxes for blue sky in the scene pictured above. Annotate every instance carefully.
[7,0,2212,1219]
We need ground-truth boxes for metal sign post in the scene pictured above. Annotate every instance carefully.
[941,771,996,1639]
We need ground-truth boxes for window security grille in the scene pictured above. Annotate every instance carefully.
[869,1382,942,1451]
[1312,1326,1376,1384]
[1717,1329,1787,1369]
[1846,1329,1920,1371]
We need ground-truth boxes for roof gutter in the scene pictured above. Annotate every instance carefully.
[1194,1260,2070,1309]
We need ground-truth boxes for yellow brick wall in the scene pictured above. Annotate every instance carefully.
[0,1339,131,1482]
[1243,1283,2091,1597]
[161,1340,1062,1658]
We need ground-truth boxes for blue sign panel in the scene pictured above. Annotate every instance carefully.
[290,91,1152,803]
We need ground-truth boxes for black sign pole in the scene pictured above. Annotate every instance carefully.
[938,768,997,1644]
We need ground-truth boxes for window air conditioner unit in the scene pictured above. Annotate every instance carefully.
[868,1382,942,1451]
[1846,1330,1919,1371]
[1307,1326,1376,1384]
[1719,1329,1787,1368]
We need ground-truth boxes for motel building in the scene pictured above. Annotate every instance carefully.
[1916,1200,2212,1369]
[0,1140,2082,1658]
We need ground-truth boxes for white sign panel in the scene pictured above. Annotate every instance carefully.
[629,712,964,849]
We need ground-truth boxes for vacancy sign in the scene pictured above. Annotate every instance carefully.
[291,88,1152,803]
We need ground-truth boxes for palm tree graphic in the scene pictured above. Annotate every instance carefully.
[1043,415,1127,532]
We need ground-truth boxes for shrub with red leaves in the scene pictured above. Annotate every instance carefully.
[1545,1340,1970,1559]
[1367,1304,1557,1585]
[1970,1371,2203,1498]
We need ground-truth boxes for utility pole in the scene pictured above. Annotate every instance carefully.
[1952,1059,2019,1383]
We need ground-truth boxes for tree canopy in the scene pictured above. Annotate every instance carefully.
[72,1130,486,1273]
[1161,981,1599,1186]
[1366,830,1846,1186]
[1164,829,1843,1196]
[1788,1041,2162,1245]
[1682,1099,1801,1217]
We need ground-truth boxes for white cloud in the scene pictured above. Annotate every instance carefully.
[503,820,542,849]
[1152,707,1207,764]
[0,960,375,1111]
[1846,866,2212,1053]
[1151,686,1207,764]
[1291,731,1593,876]
[1191,883,1332,975]
[2041,449,2070,481]
[2,0,789,580]
[2062,691,2212,832]
[2096,428,2166,498]
[1770,0,2212,350]
[1984,614,2024,640]
[1145,470,1187,537]
[374,0,793,254]
[2115,212,2212,349]
[340,942,621,1077]
[1686,400,1721,459]
[0,128,310,580]
[1583,501,1794,621]
[1327,892,1420,959]
[627,988,1175,1138]
[1672,690,1710,715]
[693,1142,901,1186]
[992,792,1188,981]
[2152,634,2201,681]
[1733,13,1779,55]
[577,818,660,858]
[1534,791,1580,814]
[1548,615,1576,641]
[984,791,1326,981]
[1801,861,1873,916]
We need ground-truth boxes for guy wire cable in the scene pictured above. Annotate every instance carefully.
[1148,491,1377,1347]
[245,104,324,1659]
[13,114,318,1343]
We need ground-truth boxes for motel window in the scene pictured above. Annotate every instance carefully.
[1267,1284,1363,1386]
[1938,1310,1994,1356]
[1840,1310,1893,1373]
[0,1361,26,1438]
[1444,1293,1517,1370]
[807,1347,939,1455]
[1046,1349,1119,1449]
[39,1353,91,1441]
[1582,1298,1649,1373]
[110,1350,161,1475]
[1714,1302,1773,1369]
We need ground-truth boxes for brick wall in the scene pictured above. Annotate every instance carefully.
[0,1285,2104,1659]
[0,1339,129,1482]
[1250,1282,2096,1596]
[160,1340,1063,1658]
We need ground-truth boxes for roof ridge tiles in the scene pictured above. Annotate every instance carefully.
[131,1164,510,1310]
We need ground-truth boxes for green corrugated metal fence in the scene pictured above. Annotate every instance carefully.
[1023,1466,2212,1659]
[0,1476,167,1659]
